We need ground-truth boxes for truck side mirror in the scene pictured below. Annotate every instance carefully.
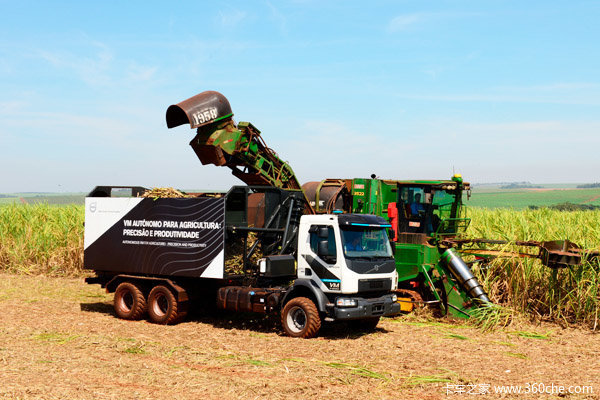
[318,227,329,238]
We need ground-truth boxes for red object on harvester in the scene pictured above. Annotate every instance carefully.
[387,202,398,242]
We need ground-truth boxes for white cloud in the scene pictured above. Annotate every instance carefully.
[0,58,12,74]
[127,63,158,82]
[423,65,448,79]
[219,8,247,29]
[266,116,600,185]
[387,14,422,33]
[496,82,599,91]
[34,40,161,89]
[387,11,484,34]
[0,101,27,115]
[457,120,600,145]
[395,86,600,106]
[265,1,288,34]
[37,41,114,87]
[272,119,421,183]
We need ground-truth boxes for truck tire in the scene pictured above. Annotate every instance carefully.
[114,282,146,320]
[281,297,321,338]
[147,285,185,325]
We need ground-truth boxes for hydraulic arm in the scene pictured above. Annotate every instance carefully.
[166,91,306,192]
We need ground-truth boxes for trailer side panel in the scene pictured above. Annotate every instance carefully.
[84,197,225,278]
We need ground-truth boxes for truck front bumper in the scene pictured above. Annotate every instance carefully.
[331,294,401,320]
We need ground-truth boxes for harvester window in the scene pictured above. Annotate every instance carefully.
[398,186,440,235]
[410,193,425,216]
[396,184,466,237]
[430,190,460,232]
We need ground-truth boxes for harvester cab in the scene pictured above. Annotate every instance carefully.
[388,174,471,244]
[379,176,490,318]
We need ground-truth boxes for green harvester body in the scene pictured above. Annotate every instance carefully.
[306,176,477,318]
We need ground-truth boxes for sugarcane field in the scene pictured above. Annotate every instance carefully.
[2,1,600,399]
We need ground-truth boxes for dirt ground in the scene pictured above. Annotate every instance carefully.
[0,273,598,400]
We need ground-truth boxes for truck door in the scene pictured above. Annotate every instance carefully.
[303,225,343,292]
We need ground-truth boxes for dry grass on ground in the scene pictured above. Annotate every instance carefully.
[0,274,598,399]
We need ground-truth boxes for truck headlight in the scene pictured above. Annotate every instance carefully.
[336,298,358,307]
[391,294,398,302]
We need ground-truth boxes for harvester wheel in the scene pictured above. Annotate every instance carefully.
[281,297,321,338]
[114,282,146,320]
[147,285,185,325]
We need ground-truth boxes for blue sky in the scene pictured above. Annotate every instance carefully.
[1,1,599,192]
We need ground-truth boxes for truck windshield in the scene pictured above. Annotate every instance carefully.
[340,227,393,259]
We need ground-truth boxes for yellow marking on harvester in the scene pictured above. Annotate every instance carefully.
[397,297,414,312]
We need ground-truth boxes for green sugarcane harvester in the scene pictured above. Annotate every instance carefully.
[301,176,599,318]
[167,91,597,319]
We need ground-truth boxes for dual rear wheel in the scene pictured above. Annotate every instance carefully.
[113,282,186,324]
[114,282,146,320]
[147,285,187,324]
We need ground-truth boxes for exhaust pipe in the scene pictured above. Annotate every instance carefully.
[441,248,490,304]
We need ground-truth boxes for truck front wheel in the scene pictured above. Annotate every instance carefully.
[114,282,146,320]
[281,297,321,338]
[147,285,185,325]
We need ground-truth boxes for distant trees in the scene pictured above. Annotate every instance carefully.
[576,183,600,188]
[500,182,542,189]
[529,202,600,211]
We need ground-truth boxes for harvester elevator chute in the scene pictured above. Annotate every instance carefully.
[166,91,314,214]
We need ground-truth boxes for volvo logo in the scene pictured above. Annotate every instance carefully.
[366,263,384,273]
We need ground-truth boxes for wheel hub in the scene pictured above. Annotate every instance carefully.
[288,306,307,333]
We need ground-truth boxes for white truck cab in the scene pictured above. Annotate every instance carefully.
[297,213,399,293]
[280,213,400,333]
